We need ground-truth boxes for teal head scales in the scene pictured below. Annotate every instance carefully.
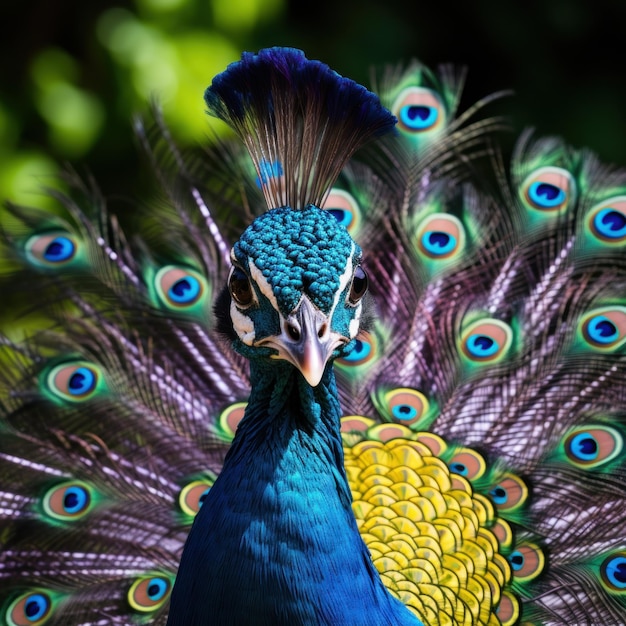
[233,206,356,317]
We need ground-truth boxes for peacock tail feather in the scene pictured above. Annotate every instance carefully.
[1,46,626,625]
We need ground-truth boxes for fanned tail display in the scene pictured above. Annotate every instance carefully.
[1,46,625,626]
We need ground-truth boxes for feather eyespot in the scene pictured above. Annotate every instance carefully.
[336,331,380,377]
[217,401,247,441]
[340,415,375,434]
[154,266,207,312]
[601,552,626,592]
[416,214,466,261]
[520,166,575,213]
[6,591,53,626]
[179,479,215,517]
[495,591,520,626]
[580,307,626,350]
[488,474,528,512]
[459,319,512,363]
[43,481,93,521]
[508,543,545,582]
[229,267,254,308]
[491,519,514,550]
[588,197,626,244]
[322,189,361,234]
[338,332,375,366]
[127,575,172,612]
[382,388,430,427]
[348,266,368,305]
[392,87,446,135]
[447,449,486,481]
[563,426,623,468]
[25,232,79,268]
[45,362,102,403]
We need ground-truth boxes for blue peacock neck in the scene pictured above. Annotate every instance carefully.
[167,358,422,625]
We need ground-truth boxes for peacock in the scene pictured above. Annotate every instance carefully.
[1,45,626,626]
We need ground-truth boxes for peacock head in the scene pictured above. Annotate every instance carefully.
[220,205,368,387]
[206,48,395,386]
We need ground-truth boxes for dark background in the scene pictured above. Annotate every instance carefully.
[1,0,625,202]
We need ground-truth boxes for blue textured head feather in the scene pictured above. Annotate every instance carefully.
[234,205,357,317]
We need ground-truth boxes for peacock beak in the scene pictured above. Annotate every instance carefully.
[260,296,344,387]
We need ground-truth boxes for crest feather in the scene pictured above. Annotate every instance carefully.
[204,47,396,211]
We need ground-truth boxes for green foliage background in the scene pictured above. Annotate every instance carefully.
[1,0,625,208]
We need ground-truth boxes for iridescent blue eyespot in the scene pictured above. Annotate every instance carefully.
[327,209,353,229]
[588,198,626,244]
[594,208,626,239]
[581,308,626,350]
[68,367,96,396]
[586,316,618,344]
[43,481,94,520]
[7,590,54,626]
[336,332,379,372]
[563,425,623,468]
[489,486,507,505]
[392,87,446,136]
[601,553,626,590]
[447,449,487,480]
[380,388,430,428]
[527,182,565,208]
[342,338,371,362]
[449,462,468,476]
[45,362,102,403]
[25,232,81,268]
[400,105,438,130]
[391,404,418,421]
[520,166,574,214]
[466,335,498,358]
[25,594,49,621]
[569,432,598,461]
[168,276,201,304]
[507,544,544,581]
[422,231,457,256]
[459,319,513,364]
[322,190,361,235]
[63,485,89,514]
[488,474,528,511]
[416,214,465,262]
[128,575,172,612]
[153,265,208,313]
[43,236,75,263]
[146,578,168,602]
[509,550,524,571]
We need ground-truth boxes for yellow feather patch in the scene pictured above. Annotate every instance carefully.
[342,421,516,626]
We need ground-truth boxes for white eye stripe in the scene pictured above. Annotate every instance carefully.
[229,261,278,346]
[332,243,357,312]
[333,243,363,339]
[231,300,256,345]
[248,261,280,310]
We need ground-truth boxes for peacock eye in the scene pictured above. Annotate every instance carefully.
[392,87,446,136]
[348,266,368,304]
[229,267,253,307]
